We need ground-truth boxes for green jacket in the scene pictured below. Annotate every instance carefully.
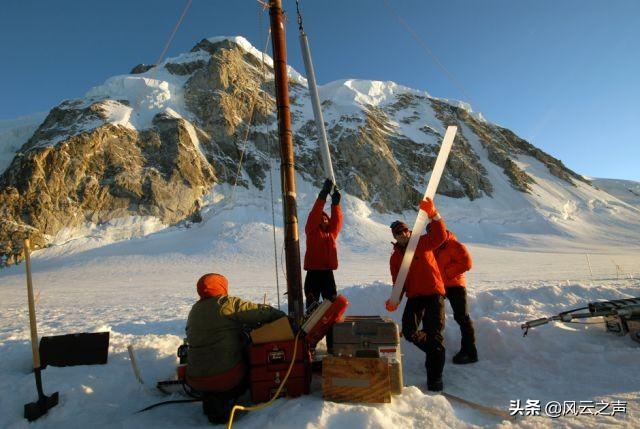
[186,295,286,378]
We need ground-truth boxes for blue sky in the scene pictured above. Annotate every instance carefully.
[1,0,638,181]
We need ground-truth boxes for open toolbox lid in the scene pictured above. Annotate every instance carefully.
[301,295,349,348]
[332,316,400,347]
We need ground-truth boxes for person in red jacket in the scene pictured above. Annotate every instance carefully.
[433,229,478,364]
[304,178,343,350]
[388,198,447,391]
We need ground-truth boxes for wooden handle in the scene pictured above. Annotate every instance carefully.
[24,238,40,368]
[127,345,144,384]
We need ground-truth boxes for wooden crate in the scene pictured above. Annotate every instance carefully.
[322,356,391,403]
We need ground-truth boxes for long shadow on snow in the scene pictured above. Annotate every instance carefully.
[111,318,186,337]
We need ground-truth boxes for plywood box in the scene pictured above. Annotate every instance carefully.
[322,356,391,403]
[332,316,403,395]
[250,317,294,344]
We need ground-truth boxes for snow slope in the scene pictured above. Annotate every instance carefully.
[591,178,640,208]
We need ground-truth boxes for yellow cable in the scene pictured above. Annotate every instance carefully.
[226,331,302,429]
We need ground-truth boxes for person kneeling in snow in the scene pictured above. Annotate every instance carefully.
[433,229,478,364]
[303,178,343,352]
[186,273,285,424]
[388,198,448,391]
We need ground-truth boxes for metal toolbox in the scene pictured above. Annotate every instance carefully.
[332,316,403,394]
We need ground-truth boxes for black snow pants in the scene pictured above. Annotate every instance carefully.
[445,286,477,353]
[304,270,337,352]
[401,295,446,384]
[201,378,248,424]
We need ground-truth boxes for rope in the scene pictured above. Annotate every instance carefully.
[226,331,302,429]
[136,398,200,413]
[258,16,282,310]
[382,0,473,104]
[230,28,273,201]
[381,0,535,182]
[151,0,193,75]
[132,0,191,126]
[269,142,282,310]
[442,392,515,421]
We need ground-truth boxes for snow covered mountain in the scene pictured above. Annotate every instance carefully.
[591,178,640,208]
[1,36,639,429]
[1,36,639,266]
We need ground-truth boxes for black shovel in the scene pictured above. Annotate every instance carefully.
[23,239,59,421]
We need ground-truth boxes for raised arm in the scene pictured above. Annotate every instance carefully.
[416,219,447,253]
[328,202,343,237]
[305,198,326,235]
[415,198,446,252]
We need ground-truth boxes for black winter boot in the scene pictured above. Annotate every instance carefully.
[452,347,478,364]
[202,395,233,424]
[427,377,443,392]
[425,344,445,392]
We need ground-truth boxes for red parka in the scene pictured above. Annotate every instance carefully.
[304,198,343,270]
[389,219,447,298]
[433,231,472,287]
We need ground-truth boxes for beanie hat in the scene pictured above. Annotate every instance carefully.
[390,220,409,235]
[197,273,229,298]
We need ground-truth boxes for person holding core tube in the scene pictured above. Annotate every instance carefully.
[303,178,343,353]
[387,198,448,391]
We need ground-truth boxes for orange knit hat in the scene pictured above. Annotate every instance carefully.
[196,273,229,298]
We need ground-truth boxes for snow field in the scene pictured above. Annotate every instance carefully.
[1,230,639,428]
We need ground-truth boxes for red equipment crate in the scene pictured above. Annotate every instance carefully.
[249,339,311,403]
[249,339,309,367]
[301,294,349,349]
[250,362,311,403]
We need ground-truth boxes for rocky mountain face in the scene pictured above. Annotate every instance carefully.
[0,37,586,266]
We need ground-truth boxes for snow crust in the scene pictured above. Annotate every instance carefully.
[84,70,191,132]
[320,79,428,108]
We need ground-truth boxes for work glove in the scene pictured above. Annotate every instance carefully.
[419,198,438,218]
[385,299,399,312]
[318,178,333,200]
[331,189,341,206]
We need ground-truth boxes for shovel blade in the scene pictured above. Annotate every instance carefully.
[40,332,109,367]
[24,391,59,421]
